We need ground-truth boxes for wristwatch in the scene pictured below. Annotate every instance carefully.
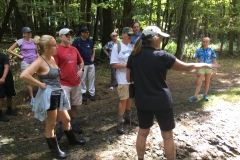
[80,68,84,72]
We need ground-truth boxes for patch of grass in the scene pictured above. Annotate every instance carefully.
[214,87,240,103]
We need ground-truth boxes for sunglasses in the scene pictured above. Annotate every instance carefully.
[83,31,89,34]
[127,34,133,36]
[112,35,118,37]
[64,34,72,37]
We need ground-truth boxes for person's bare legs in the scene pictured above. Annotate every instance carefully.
[204,73,212,95]
[26,83,34,99]
[6,97,12,107]
[136,128,150,159]
[0,98,3,111]
[119,99,127,115]
[57,109,71,131]
[161,130,176,160]
[45,110,57,138]
[126,98,132,110]
[193,73,205,97]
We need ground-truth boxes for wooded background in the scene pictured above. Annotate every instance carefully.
[0,0,239,59]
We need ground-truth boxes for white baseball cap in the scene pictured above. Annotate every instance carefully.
[142,26,169,37]
[59,28,74,36]
[110,32,118,37]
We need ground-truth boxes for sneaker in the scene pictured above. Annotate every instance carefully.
[6,109,17,116]
[71,123,83,134]
[188,96,198,103]
[56,127,63,141]
[82,93,87,102]
[110,86,113,90]
[30,98,35,106]
[0,114,9,122]
[90,95,95,101]
[204,95,209,101]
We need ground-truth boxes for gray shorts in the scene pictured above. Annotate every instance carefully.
[21,61,31,71]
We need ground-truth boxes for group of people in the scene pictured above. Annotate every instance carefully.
[0,22,219,159]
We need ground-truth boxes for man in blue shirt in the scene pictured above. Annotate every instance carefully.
[131,22,142,45]
[72,26,96,101]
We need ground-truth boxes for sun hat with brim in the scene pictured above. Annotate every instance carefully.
[122,27,134,35]
[110,32,118,37]
[142,26,169,38]
[59,28,74,36]
[22,27,32,33]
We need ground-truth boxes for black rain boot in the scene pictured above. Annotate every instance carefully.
[64,129,86,145]
[116,122,125,134]
[46,137,69,159]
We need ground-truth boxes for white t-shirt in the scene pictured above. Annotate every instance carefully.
[110,42,133,84]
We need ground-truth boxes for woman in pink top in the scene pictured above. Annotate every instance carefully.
[8,27,38,106]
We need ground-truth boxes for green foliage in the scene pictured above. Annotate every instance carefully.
[165,39,239,57]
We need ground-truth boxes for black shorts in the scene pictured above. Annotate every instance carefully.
[0,82,16,98]
[137,108,175,131]
[47,95,60,111]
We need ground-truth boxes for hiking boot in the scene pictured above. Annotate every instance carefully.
[5,109,17,116]
[124,117,139,126]
[188,96,198,103]
[82,93,87,102]
[56,127,63,141]
[90,95,95,101]
[30,98,35,106]
[204,95,209,101]
[71,123,83,134]
[0,114,9,122]
[116,122,125,134]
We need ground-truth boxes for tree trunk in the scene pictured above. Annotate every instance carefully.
[102,0,114,57]
[228,32,234,55]
[0,0,15,42]
[14,0,35,39]
[80,0,86,24]
[175,0,190,59]
[122,0,132,27]
[156,0,161,27]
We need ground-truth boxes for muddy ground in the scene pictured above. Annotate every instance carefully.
[0,58,240,160]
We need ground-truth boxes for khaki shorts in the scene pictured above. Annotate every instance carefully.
[117,84,129,100]
[198,68,212,74]
[20,61,30,71]
[61,84,82,106]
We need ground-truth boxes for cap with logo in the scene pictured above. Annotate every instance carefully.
[79,26,89,32]
[59,28,74,36]
[122,27,134,35]
[22,27,32,33]
[142,26,169,38]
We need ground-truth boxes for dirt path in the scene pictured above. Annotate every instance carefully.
[0,61,240,160]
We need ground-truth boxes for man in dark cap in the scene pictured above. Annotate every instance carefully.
[110,27,139,134]
[72,26,96,101]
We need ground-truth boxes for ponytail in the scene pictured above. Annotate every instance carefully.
[131,34,153,56]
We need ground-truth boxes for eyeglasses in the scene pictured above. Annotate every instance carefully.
[112,35,117,37]
[83,31,89,34]
[64,34,72,37]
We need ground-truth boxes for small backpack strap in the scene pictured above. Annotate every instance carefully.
[117,41,121,54]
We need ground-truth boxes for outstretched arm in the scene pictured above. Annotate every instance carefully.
[171,59,219,72]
